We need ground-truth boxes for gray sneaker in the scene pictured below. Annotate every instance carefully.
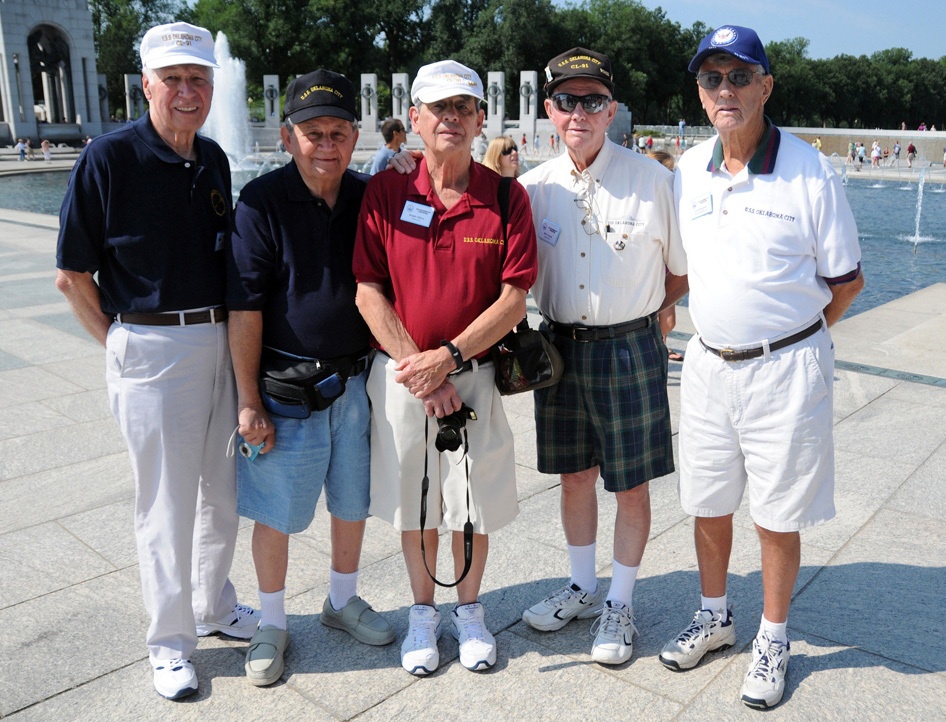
[321,595,395,646]
[741,633,790,709]
[659,608,736,671]
[522,583,604,631]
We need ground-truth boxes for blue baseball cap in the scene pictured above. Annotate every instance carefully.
[688,25,770,75]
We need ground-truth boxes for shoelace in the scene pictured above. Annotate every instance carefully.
[232,603,256,619]
[544,585,580,606]
[457,615,485,641]
[591,606,636,638]
[675,611,713,644]
[410,617,438,645]
[748,637,786,680]
[155,658,189,671]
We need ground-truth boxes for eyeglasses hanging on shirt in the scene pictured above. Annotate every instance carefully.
[573,174,623,250]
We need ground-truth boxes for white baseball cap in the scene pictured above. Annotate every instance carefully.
[411,60,484,104]
[139,22,219,70]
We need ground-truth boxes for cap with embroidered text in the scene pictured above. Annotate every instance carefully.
[284,70,357,123]
[139,22,218,70]
[688,25,770,74]
[544,47,614,95]
[411,60,484,105]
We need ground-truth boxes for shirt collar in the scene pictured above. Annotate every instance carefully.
[708,117,780,175]
[407,156,494,210]
[283,159,358,209]
[569,137,614,186]
[133,112,213,166]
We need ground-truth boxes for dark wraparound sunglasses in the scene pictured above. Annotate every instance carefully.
[501,145,518,155]
[550,93,612,115]
[696,68,763,90]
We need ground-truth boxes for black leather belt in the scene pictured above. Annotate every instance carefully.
[115,308,228,326]
[700,319,823,362]
[343,355,369,377]
[546,314,655,342]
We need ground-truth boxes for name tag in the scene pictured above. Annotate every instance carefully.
[539,218,561,246]
[215,231,226,252]
[691,193,713,220]
[400,200,435,227]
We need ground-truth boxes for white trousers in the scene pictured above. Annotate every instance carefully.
[106,321,239,659]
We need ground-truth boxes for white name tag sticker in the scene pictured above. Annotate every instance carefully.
[691,193,713,220]
[400,200,435,227]
[539,218,561,246]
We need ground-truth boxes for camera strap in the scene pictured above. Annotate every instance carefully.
[419,417,474,588]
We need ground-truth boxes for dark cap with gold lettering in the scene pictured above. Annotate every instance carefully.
[284,69,357,123]
[544,47,614,96]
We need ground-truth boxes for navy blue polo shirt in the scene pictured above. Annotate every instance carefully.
[56,113,232,314]
[226,160,371,359]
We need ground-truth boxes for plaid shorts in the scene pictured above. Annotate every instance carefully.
[534,321,674,491]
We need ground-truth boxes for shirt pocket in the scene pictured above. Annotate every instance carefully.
[603,231,652,288]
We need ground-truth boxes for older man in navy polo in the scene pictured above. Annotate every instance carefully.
[55,22,259,701]
[227,69,394,687]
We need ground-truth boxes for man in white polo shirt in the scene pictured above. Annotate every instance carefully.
[659,25,864,709]
[517,47,687,666]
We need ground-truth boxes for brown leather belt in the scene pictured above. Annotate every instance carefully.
[115,308,228,326]
[546,314,655,342]
[700,319,823,362]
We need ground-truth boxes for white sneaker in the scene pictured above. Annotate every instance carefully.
[741,633,790,709]
[590,601,637,665]
[150,657,198,700]
[451,602,497,671]
[401,605,442,676]
[522,583,604,632]
[659,608,736,671]
[196,602,260,639]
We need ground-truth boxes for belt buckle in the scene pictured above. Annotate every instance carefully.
[719,347,738,362]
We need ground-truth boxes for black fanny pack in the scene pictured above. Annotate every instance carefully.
[259,349,349,418]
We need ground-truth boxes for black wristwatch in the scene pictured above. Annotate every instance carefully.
[441,340,464,372]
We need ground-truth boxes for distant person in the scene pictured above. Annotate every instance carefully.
[901,121,907,131]
[678,118,686,136]
[41,139,52,163]
[893,141,901,165]
[813,136,822,152]
[482,135,520,177]
[14,138,26,161]
[662,24,863,710]
[534,133,540,154]
[918,122,927,131]
[521,133,528,154]
[55,22,259,701]
[25,138,35,160]
[370,118,407,175]
[907,141,917,167]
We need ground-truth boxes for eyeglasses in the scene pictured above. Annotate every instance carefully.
[550,93,611,115]
[574,190,601,237]
[696,68,762,90]
[501,145,518,155]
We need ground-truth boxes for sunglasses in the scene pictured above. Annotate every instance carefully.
[501,145,518,155]
[550,93,611,115]
[696,68,762,90]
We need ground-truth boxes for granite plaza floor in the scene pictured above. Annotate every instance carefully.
[0,205,943,720]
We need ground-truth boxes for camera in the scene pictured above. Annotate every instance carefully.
[239,440,265,462]
[435,404,477,452]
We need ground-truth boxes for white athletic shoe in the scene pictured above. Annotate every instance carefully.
[590,601,637,665]
[401,605,442,676]
[451,602,496,671]
[522,583,604,632]
[659,608,736,671]
[741,632,790,709]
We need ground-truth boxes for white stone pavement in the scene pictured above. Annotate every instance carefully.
[0,206,943,720]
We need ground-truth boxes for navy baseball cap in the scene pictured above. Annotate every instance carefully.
[688,25,770,75]
[284,69,357,123]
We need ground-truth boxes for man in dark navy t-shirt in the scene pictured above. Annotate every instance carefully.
[54,22,258,701]
[226,69,394,687]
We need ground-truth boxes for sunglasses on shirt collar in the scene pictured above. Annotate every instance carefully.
[549,93,612,115]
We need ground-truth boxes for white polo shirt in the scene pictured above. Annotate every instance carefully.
[520,138,686,326]
[675,123,861,347]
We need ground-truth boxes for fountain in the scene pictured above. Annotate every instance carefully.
[199,32,288,199]
[912,166,927,255]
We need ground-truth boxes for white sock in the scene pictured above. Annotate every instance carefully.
[329,568,359,611]
[701,594,728,618]
[759,615,788,644]
[567,542,597,592]
[605,560,639,608]
[259,588,287,630]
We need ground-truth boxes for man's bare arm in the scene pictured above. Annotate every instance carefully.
[823,273,865,327]
[55,270,111,346]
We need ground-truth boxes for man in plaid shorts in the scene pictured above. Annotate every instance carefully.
[518,47,687,665]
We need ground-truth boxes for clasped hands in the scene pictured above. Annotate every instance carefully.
[394,347,463,418]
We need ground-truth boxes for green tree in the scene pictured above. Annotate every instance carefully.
[90,0,183,118]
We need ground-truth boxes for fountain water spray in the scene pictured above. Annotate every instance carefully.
[912,166,927,255]
[201,33,250,162]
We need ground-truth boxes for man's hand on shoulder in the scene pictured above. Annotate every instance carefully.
[388,148,422,174]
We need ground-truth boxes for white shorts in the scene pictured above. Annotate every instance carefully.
[678,325,836,532]
[366,354,519,534]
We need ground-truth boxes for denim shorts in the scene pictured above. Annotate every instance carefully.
[237,373,370,534]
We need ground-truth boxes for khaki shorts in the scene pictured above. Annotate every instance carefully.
[366,354,519,534]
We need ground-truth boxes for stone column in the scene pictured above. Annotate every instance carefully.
[360,73,378,132]
[97,74,109,122]
[519,70,538,147]
[263,75,280,128]
[391,72,410,130]
[124,74,144,120]
[486,71,505,138]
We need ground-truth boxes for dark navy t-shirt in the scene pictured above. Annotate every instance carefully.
[56,114,232,314]
[226,161,370,359]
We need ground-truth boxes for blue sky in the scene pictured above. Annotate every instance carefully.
[636,0,946,60]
